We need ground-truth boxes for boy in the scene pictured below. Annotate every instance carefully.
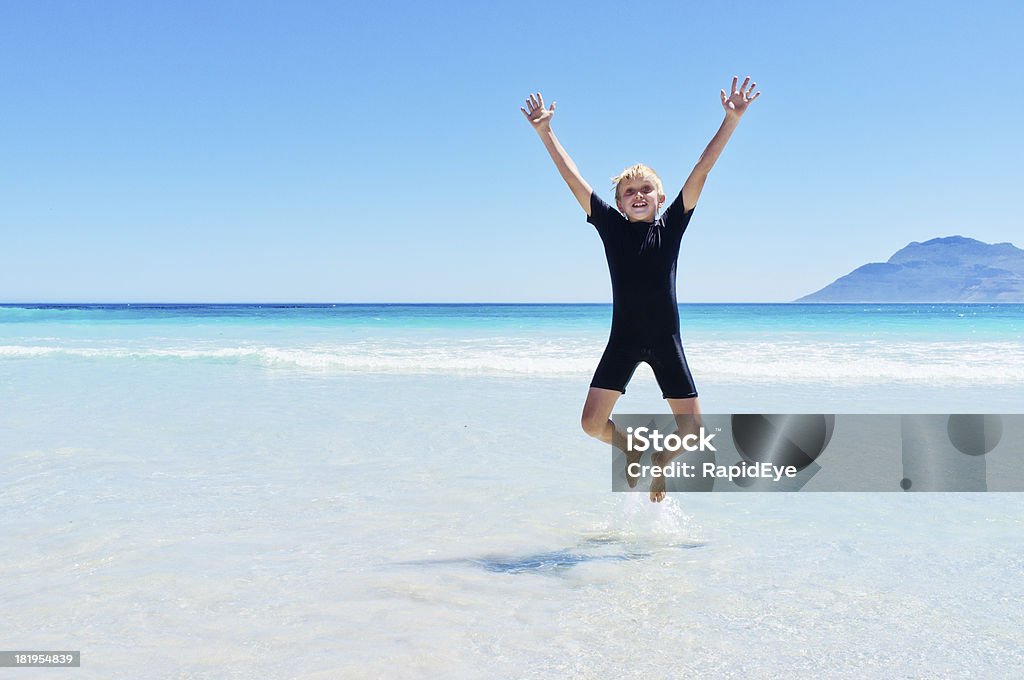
[521,76,760,502]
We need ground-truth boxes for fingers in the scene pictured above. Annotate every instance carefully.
[741,76,761,103]
[521,92,555,123]
[744,78,757,104]
[727,76,760,93]
[724,76,761,103]
[523,92,550,112]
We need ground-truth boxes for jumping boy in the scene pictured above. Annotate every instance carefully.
[521,76,760,502]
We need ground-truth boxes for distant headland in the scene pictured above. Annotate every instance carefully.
[797,236,1024,302]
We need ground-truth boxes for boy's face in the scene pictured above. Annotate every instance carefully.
[616,176,664,222]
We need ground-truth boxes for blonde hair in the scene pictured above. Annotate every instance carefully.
[612,164,665,202]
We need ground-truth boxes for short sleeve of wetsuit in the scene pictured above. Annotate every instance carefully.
[586,191,623,237]
[659,190,696,235]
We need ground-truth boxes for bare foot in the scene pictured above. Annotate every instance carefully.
[649,451,668,502]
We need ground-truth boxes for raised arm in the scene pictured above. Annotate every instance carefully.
[681,75,760,211]
[521,93,594,215]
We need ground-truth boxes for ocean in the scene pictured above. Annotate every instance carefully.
[2,303,1023,678]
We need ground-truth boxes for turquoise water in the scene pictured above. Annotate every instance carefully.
[4,302,1023,336]
[3,303,1024,677]
[3,303,1023,401]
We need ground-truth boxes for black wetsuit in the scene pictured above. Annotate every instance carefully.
[587,190,698,399]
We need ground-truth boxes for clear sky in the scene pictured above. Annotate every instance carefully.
[2,0,1021,302]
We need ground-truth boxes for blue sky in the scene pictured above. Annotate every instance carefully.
[2,0,1021,302]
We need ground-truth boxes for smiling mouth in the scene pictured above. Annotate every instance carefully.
[631,202,648,209]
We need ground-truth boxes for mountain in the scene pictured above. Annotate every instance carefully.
[797,236,1024,302]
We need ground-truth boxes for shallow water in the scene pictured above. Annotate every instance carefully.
[2,305,1023,677]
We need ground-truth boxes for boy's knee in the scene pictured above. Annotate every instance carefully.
[581,414,606,439]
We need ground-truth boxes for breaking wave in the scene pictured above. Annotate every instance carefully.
[3,338,1024,385]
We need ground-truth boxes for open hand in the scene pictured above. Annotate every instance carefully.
[521,92,556,130]
[721,76,760,119]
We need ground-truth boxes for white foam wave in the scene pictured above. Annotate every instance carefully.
[2,339,1024,384]
[698,341,1024,384]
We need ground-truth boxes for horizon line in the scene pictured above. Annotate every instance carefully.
[4,300,1022,306]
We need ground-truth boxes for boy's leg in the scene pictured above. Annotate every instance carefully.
[581,386,624,445]
[667,396,703,462]
[581,387,643,488]
[649,397,704,502]
[667,396,702,417]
